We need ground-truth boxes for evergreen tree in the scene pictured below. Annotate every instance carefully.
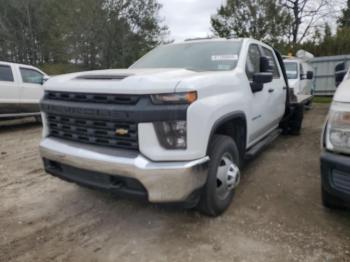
[338,0,350,28]
[0,0,168,71]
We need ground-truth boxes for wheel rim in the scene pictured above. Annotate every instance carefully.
[215,153,240,200]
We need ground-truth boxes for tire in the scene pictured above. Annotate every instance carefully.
[35,115,42,124]
[322,187,345,210]
[305,99,313,111]
[197,135,241,217]
[285,103,304,136]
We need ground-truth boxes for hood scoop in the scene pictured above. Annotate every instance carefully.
[75,74,132,80]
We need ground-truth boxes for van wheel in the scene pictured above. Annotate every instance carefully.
[197,135,241,217]
[322,187,345,210]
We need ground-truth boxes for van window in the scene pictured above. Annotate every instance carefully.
[262,47,280,78]
[20,68,43,84]
[0,65,14,82]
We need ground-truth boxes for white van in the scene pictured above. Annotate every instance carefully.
[0,61,48,119]
[284,57,314,106]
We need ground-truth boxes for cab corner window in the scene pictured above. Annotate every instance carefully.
[20,68,43,84]
[0,65,14,82]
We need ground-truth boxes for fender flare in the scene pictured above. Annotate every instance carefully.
[206,111,247,153]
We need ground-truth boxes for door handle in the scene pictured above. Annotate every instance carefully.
[268,89,274,93]
[283,86,287,90]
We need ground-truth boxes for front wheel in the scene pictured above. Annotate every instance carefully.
[197,135,241,217]
[282,103,304,136]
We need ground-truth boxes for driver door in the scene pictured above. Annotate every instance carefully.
[19,67,45,113]
[246,44,274,145]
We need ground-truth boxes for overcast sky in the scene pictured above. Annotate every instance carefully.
[158,0,225,42]
[158,0,345,42]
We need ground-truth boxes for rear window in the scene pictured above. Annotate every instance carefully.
[0,65,14,82]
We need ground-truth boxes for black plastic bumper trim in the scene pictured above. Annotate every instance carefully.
[44,159,148,201]
[321,151,350,202]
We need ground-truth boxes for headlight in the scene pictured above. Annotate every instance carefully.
[326,102,350,154]
[154,121,187,149]
[151,92,197,105]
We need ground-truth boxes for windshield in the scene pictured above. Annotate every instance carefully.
[284,62,298,79]
[130,41,242,71]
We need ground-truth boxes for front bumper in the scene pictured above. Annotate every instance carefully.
[40,138,209,203]
[321,151,350,203]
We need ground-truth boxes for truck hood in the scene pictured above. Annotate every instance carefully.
[334,79,350,103]
[44,68,201,94]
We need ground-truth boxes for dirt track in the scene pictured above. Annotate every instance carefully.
[0,104,349,262]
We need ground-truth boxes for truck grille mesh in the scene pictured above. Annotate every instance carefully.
[47,114,138,150]
[45,91,140,105]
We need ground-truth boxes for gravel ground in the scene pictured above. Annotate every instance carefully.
[0,104,349,262]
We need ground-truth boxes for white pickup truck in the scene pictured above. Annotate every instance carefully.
[284,57,314,107]
[0,61,48,119]
[321,62,350,209]
[39,38,305,216]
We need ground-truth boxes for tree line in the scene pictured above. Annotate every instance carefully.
[0,0,167,73]
[1,0,350,74]
[211,0,350,56]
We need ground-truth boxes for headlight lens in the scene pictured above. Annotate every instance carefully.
[151,92,197,105]
[154,121,187,149]
[326,102,350,154]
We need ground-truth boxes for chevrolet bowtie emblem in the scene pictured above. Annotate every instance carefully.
[115,128,129,136]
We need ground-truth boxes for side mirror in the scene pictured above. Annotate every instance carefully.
[335,62,347,87]
[251,72,273,93]
[260,56,273,73]
[41,76,50,85]
[306,71,313,80]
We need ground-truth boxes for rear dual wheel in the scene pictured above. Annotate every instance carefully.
[198,135,241,217]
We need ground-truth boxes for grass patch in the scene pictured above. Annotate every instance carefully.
[313,96,333,104]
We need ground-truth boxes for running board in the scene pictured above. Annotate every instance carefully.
[245,129,282,160]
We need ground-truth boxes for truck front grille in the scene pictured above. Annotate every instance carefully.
[47,114,138,150]
[45,91,140,105]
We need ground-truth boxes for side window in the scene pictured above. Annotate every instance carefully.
[246,44,261,80]
[0,65,14,82]
[262,47,280,78]
[20,68,43,84]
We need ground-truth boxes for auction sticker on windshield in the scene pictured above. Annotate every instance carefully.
[211,54,238,61]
